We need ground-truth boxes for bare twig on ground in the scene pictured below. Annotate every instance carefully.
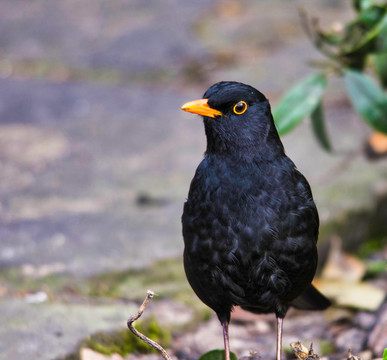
[127,290,172,360]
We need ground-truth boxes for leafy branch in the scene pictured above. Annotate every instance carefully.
[273,0,387,154]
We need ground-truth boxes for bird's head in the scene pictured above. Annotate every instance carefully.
[181,81,284,159]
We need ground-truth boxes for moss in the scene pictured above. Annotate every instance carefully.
[58,317,171,360]
[87,258,191,301]
[283,343,293,355]
[0,266,81,296]
[200,307,214,322]
[86,257,212,327]
[364,259,387,278]
[85,317,171,355]
[318,340,336,356]
[88,263,213,338]
[358,236,387,258]
[0,257,211,330]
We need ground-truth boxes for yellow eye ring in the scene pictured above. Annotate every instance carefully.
[233,101,247,115]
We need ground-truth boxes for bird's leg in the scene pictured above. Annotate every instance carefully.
[276,317,283,360]
[222,321,231,360]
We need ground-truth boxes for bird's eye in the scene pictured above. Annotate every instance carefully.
[233,101,247,115]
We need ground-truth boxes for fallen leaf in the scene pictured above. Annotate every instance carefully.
[313,279,385,311]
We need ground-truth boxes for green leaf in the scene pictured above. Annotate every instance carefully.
[376,19,387,52]
[310,101,332,152]
[352,0,372,11]
[273,73,327,135]
[199,349,238,360]
[374,53,387,87]
[344,69,387,134]
[365,259,387,276]
[341,13,387,58]
[383,348,387,360]
[358,6,385,27]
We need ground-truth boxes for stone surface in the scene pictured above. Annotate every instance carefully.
[335,328,368,353]
[353,312,377,332]
[0,298,136,360]
[367,302,387,357]
[0,0,211,74]
[0,0,385,278]
[0,79,199,275]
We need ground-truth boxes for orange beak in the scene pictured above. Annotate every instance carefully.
[181,99,222,118]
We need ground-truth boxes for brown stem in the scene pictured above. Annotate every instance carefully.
[298,6,339,62]
[127,290,172,360]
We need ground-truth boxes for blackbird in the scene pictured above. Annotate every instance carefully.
[181,81,330,360]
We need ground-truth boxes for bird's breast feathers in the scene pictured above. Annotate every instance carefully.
[183,155,317,268]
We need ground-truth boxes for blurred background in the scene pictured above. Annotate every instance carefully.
[0,1,386,360]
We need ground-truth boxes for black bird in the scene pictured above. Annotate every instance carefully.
[181,82,330,360]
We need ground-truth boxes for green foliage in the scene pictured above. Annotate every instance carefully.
[59,317,172,360]
[374,53,387,87]
[310,101,332,151]
[358,236,387,258]
[273,73,327,135]
[274,1,387,151]
[318,340,336,356]
[364,259,387,278]
[383,348,387,360]
[344,69,387,133]
[199,349,238,360]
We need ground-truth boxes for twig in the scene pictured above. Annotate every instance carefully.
[127,290,172,360]
[298,6,339,62]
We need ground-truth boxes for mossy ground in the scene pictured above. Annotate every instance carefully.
[0,257,210,324]
[85,257,211,321]
[58,317,171,360]
[87,258,190,300]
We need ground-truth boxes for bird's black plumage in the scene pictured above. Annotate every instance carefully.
[181,81,330,359]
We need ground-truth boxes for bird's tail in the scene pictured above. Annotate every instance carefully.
[290,284,331,310]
